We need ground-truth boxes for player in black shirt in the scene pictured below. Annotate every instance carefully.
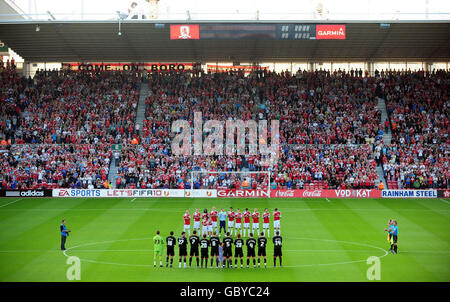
[222,232,234,268]
[257,232,268,268]
[272,231,283,267]
[246,232,257,268]
[210,231,221,268]
[234,233,244,268]
[178,232,188,268]
[166,231,176,267]
[200,234,210,268]
[189,230,200,268]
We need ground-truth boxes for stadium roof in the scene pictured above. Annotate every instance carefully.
[0,21,449,62]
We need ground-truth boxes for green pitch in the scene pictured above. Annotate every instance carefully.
[0,197,449,282]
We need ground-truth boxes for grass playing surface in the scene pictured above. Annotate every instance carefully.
[0,197,449,282]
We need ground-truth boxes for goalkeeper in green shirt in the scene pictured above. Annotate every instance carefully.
[153,230,164,267]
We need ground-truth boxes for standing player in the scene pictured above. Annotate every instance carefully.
[210,206,219,235]
[246,233,257,268]
[183,210,191,236]
[234,233,244,268]
[165,231,176,268]
[243,208,251,237]
[193,209,201,235]
[189,230,200,268]
[200,234,210,268]
[257,231,268,268]
[262,208,270,238]
[201,217,209,237]
[273,231,283,267]
[208,217,214,236]
[227,207,235,236]
[178,231,188,268]
[202,208,209,221]
[153,230,164,267]
[252,208,260,235]
[234,209,242,236]
[222,232,234,268]
[218,208,227,237]
[210,231,221,268]
[273,208,281,235]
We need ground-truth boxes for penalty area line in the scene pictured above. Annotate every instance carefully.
[439,198,450,204]
[0,198,22,208]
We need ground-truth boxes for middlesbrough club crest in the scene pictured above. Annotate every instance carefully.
[170,25,200,40]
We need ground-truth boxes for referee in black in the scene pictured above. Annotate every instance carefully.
[60,219,70,250]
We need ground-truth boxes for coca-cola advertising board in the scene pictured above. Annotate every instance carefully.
[271,189,381,198]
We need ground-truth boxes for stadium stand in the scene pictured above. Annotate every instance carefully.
[0,63,448,190]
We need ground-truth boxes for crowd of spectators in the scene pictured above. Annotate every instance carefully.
[0,144,112,189]
[372,69,449,189]
[1,68,141,145]
[1,65,448,190]
[117,68,382,189]
[378,142,448,189]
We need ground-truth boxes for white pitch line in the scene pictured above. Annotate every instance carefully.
[131,198,136,202]
[0,198,22,208]
[439,199,450,204]
[326,198,330,202]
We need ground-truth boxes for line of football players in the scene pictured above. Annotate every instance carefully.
[182,207,282,238]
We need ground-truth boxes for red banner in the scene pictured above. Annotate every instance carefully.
[217,189,269,198]
[271,189,381,198]
[170,24,200,40]
[316,24,346,40]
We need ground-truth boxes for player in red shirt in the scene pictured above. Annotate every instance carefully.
[183,210,191,236]
[243,208,251,237]
[208,217,213,236]
[227,207,235,234]
[252,208,260,234]
[193,208,201,234]
[234,209,242,236]
[201,217,209,237]
[210,206,218,235]
[262,208,270,238]
[273,208,281,235]
[202,209,209,221]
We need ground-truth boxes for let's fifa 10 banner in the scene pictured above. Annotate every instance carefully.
[48,189,440,199]
[52,189,216,198]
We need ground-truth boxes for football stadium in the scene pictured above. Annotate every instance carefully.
[0,0,449,288]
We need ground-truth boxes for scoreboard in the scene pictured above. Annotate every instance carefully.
[170,24,346,40]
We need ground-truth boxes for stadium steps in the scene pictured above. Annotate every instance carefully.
[135,83,149,137]
[108,161,119,188]
[376,165,388,189]
[377,97,392,145]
